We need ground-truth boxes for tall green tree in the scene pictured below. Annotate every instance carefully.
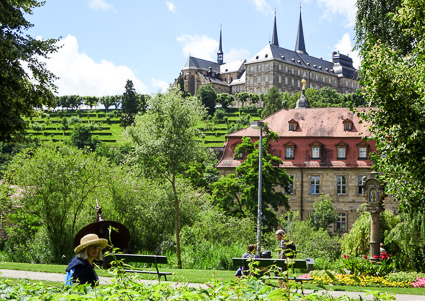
[261,86,283,118]
[196,84,216,116]
[121,80,139,127]
[125,88,207,269]
[0,0,58,142]
[309,194,338,231]
[212,128,292,231]
[356,0,425,270]
[4,143,109,263]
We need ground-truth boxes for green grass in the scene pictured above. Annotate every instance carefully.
[1,262,425,295]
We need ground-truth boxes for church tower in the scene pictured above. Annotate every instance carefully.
[271,10,279,46]
[295,7,308,54]
[217,26,224,65]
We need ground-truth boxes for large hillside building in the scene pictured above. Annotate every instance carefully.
[216,91,397,232]
[180,11,359,96]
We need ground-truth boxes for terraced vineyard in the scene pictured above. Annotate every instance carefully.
[25,108,261,148]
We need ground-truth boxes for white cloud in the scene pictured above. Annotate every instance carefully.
[334,33,360,68]
[166,1,176,14]
[250,0,273,14]
[152,78,170,92]
[225,48,250,62]
[89,0,115,11]
[177,34,218,61]
[42,35,148,96]
[317,0,356,27]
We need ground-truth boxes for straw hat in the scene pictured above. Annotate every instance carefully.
[74,233,108,254]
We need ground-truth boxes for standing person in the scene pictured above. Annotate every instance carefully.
[64,233,108,286]
[276,229,287,259]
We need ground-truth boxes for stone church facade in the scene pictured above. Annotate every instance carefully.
[180,11,359,96]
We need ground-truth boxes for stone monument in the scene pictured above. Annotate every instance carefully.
[363,171,386,261]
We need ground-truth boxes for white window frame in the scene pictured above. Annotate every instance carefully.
[285,146,294,159]
[358,146,367,159]
[336,213,347,231]
[337,146,346,159]
[337,175,347,195]
[312,146,320,159]
[310,176,320,194]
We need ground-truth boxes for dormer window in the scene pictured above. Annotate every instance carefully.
[284,142,295,159]
[310,142,321,159]
[288,119,298,131]
[336,142,347,159]
[343,118,353,131]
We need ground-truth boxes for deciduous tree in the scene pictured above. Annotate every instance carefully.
[356,0,425,271]
[125,88,206,268]
[196,84,216,116]
[4,144,109,263]
[212,128,292,231]
[0,0,58,142]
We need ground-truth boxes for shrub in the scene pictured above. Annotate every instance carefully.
[69,116,82,125]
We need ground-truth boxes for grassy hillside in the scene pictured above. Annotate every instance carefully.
[24,108,261,148]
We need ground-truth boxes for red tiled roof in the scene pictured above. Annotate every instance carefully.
[228,107,372,138]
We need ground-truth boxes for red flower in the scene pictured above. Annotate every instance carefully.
[373,255,379,259]
[364,255,368,259]
[343,254,346,259]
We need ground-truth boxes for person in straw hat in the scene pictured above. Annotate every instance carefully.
[64,233,108,286]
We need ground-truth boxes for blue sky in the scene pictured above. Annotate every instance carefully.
[26,0,358,97]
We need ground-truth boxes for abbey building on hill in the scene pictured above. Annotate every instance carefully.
[180,11,359,96]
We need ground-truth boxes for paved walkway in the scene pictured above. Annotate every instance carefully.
[1,269,423,300]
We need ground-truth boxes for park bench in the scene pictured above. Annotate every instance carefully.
[232,257,314,283]
[107,254,172,281]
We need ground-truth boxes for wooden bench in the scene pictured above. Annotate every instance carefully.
[232,257,314,283]
[107,254,172,281]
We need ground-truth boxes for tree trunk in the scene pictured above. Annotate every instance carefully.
[171,176,182,269]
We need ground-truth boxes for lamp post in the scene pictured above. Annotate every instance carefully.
[250,120,265,257]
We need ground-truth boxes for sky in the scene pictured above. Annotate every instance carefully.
[26,0,359,97]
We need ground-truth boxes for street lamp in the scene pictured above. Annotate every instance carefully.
[250,120,265,257]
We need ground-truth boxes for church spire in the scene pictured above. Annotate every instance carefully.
[295,6,308,54]
[217,25,224,65]
[271,10,279,46]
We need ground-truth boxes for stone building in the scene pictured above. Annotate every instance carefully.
[180,11,359,97]
[216,91,397,232]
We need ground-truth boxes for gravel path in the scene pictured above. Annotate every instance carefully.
[1,269,423,300]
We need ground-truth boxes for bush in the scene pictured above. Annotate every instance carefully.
[284,214,341,263]
[69,116,82,125]
[339,254,395,277]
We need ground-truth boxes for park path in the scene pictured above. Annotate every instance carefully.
[0,269,423,301]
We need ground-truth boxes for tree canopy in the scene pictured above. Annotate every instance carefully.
[196,84,216,116]
[125,88,207,268]
[356,0,425,270]
[0,0,59,142]
[261,86,283,118]
[212,128,291,231]
[121,80,139,127]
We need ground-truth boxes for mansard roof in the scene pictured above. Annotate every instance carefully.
[246,44,357,79]
[228,107,372,138]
